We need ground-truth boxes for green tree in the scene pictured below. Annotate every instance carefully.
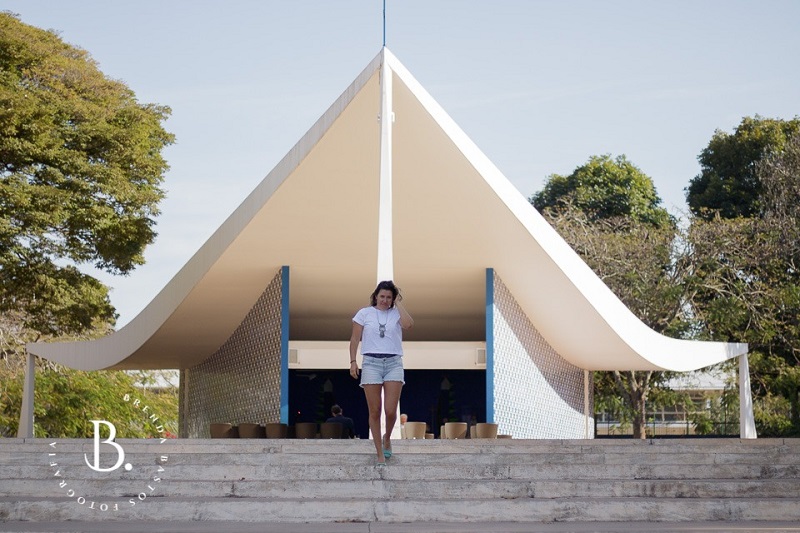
[0,309,179,438]
[0,12,174,335]
[532,156,686,439]
[0,360,178,438]
[543,205,689,438]
[686,116,800,220]
[531,154,672,227]
[0,13,176,437]
[687,131,800,435]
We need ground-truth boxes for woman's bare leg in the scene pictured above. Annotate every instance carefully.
[382,381,403,454]
[363,384,385,463]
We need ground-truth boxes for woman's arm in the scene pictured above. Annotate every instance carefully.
[396,301,414,330]
[349,322,363,378]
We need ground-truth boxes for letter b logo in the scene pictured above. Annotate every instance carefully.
[84,420,126,473]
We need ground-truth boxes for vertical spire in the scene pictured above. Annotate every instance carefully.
[376,51,394,283]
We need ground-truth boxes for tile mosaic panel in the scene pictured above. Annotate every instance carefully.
[492,271,593,438]
[182,268,284,438]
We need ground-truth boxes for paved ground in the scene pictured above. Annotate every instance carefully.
[1,522,800,533]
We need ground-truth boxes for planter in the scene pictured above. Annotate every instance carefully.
[404,422,426,439]
[265,422,288,439]
[475,423,499,439]
[209,423,238,438]
[444,422,468,439]
[294,422,318,439]
[238,423,265,438]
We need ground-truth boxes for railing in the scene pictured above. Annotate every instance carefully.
[595,419,739,438]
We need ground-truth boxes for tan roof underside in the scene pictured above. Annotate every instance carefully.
[28,49,747,372]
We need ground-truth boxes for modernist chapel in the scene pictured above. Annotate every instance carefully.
[19,49,756,440]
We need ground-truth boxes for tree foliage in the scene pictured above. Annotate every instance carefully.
[532,156,686,438]
[0,12,174,335]
[687,131,800,435]
[0,13,177,438]
[531,154,672,227]
[0,359,178,438]
[538,128,800,438]
[0,309,178,438]
[686,116,800,220]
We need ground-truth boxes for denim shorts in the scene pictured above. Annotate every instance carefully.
[360,355,405,387]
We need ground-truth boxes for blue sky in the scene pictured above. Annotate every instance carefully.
[5,1,799,327]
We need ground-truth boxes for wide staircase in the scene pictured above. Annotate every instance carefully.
[1,437,799,525]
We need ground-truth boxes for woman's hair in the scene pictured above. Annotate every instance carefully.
[370,280,402,307]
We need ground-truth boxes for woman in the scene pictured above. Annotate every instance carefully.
[349,280,414,466]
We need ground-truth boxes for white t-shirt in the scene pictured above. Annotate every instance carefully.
[353,306,403,356]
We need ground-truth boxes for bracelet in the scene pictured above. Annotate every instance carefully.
[350,360,356,364]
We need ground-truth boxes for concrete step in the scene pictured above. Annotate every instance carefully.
[4,462,800,484]
[6,447,799,465]
[4,477,800,499]
[3,496,800,523]
[4,437,799,453]
[1,438,798,524]
[6,438,800,461]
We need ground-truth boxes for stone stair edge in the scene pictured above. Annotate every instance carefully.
[4,437,797,444]
[4,464,797,483]
[3,438,797,453]
[5,477,800,500]
[3,494,799,503]
[4,496,800,523]
[4,455,798,471]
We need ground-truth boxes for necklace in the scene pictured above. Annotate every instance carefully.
[375,308,387,338]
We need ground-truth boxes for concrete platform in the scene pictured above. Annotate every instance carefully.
[1,520,800,533]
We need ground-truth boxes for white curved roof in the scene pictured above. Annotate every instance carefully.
[27,48,747,372]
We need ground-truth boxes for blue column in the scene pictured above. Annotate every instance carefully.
[485,268,495,423]
[280,265,290,424]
